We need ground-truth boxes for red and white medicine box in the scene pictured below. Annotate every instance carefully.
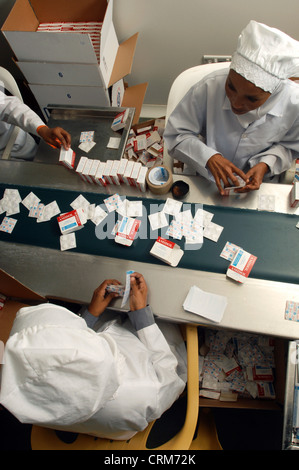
[115,216,141,247]
[226,248,257,283]
[150,237,184,267]
[290,181,299,208]
[59,147,75,169]
[57,208,86,234]
[111,109,130,131]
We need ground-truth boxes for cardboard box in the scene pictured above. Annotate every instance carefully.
[111,109,130,131]
[0,269,46,348]
[117,158,128,184]
[59,147,75,169]
[2,0,148,122]
[130,161,142,185]
[136,165,148,192]
[150,237,184,267]
[226,248,257,283]
[2,0,137,89]
[122,160,135,186]
[75,156,88,181]
[114,216,141,247]
[290,181,299,208]
[110,160,120,185]
[88,159,100,183]
[81,159,94,183]
[94,161,106,186]
[57,208,86,234]
[102,160,114,185]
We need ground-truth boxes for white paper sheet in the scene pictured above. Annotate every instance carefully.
[183,285,227,323]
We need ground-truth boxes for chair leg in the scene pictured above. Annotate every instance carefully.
[189,408,222,450]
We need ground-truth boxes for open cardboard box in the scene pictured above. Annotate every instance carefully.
[2,0,136,89]
[0,269,46,346]
[2,0,147,122]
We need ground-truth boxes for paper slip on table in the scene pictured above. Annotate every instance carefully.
[0,183,298,286]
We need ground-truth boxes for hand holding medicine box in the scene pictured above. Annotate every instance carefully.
[226,248,257,283]
[57,208,87,234]
[150,236,184,267]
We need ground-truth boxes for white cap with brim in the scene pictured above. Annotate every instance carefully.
[230,20,299,92]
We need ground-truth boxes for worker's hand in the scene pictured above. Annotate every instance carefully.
[88,279,122,317]
[130,272,148,311]
[235,163,269,193]
[207,153,249,196]
[37,125,71,150]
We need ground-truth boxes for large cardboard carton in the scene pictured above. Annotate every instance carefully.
[2,0,136,89]
[2,0,147,122]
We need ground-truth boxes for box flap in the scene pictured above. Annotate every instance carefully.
[1,0,39,32]
[0,268,45,301]
[122,82,148,124]
[108,33,139,88]
[99,22,119,88]
[100,0,114,57]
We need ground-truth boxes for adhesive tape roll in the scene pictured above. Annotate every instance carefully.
[146,165,173,194]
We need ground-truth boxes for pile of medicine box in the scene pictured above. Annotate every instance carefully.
[125,117,165,168]
[2,0,147,121]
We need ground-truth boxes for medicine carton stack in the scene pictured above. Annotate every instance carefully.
[75,157,148,193]
[124,118,165,169]
[63,118,165,193]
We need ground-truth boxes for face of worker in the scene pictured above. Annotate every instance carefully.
[225,69,271,115]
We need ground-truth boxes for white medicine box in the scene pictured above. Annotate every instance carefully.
[2,0,140,114]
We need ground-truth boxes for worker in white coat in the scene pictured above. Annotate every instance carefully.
[164,21,299,195]
[0,89,71,159]
[0,272,187,440]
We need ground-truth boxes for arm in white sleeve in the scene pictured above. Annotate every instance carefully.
[0,91,45,136]
[248,115,299,176]
[248,145,295,176]
[164,83,219,179]
[128,306,186,420]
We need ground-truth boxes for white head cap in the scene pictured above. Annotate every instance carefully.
[230,20,299,92]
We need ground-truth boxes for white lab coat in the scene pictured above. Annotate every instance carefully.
[0,303,187,440]
[164,68,299,180]
[0,91,44,159]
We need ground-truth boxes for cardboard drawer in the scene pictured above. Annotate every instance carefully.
[29,84,110,119]
[17,62,105,87]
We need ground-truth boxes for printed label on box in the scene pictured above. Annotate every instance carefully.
[226,248,257,283]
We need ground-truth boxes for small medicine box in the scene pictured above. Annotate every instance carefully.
[226,248,257,283]
[150,237,184,267]
[57,208,86,234]
[290,181,299,208]
[115,216,141,247]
